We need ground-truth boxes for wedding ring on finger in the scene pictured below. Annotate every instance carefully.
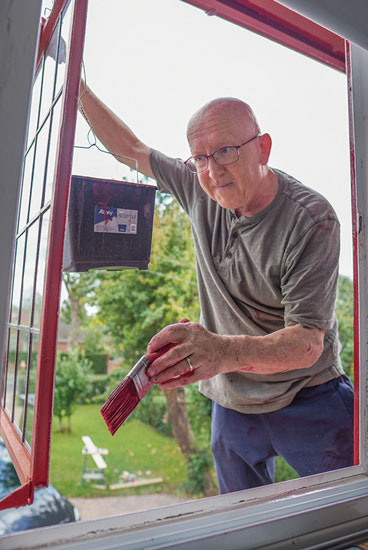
[186,356,194,372]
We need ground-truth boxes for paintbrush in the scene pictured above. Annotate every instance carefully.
[101,320,190,435]
[100,347,167,435]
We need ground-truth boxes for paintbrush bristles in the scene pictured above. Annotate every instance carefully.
[100,377,140,435]
[101,322,190,435]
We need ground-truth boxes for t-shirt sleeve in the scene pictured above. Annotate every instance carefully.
[149,149,201,215]
[281,218,340,330]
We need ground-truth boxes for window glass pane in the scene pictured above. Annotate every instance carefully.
[24,334,39,448]
[13,331,30,434]
[33,212,50,328]
[26,67,42,150]
[44,98,62,205]
[39,26,59,126]
[41,0,55,16]
[29,117,51,221]
[20,221,40,327]
[18,146,35,232]
[2,329,17,414]
[10,235,26,325]
[4,330,18,416]
[1,331,10,407]
[55,1,74,96]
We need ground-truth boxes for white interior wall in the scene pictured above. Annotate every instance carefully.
[0,0,42,394]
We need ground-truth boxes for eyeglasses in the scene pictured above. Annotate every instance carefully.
[184,134,260,174]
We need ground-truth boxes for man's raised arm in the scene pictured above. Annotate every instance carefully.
[78,82,154,179]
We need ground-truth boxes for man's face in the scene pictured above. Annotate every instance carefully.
[187,105,264,214]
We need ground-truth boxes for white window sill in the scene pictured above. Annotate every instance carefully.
[2,468,368,550]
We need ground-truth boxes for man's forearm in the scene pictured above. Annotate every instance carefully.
[224,324,325,375]
[78,84,154,178]
[146,322,326,388]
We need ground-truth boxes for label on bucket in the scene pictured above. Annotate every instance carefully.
[94,207,138,234]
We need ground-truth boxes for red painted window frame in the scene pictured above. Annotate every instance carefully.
[345,41,360,465]
[182,0,345,72]
[0,0,88,510]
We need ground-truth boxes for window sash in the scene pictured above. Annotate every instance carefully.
[0,0,88,509]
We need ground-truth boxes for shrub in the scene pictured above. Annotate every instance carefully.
[186,383,212,446]
[87,374,110,403]
[8,351,28,364]
[335,275,354,381]
[85,353,108,375]
[131,385,173,437]
[185,450,213,495]
[53,350,93,432]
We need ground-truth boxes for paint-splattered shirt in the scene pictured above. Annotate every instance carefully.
[150,149,345,413]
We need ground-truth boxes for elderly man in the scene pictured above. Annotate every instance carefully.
[79,86,354,493]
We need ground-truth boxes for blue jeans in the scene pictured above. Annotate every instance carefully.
[211,375,354,494]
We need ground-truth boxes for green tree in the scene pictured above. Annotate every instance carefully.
[61,272,100,347]
[53,350,93,432]
[335,275,354,380]
[94,193,199,361]
[93,193,216,495]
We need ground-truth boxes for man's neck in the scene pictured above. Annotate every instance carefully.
[235,169,278,218]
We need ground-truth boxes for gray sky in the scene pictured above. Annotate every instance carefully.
[70,0,352,277]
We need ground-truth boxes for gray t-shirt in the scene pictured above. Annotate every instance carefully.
[150,149,345,414]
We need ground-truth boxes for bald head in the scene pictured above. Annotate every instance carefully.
[184,97,276,216]
[187,97,260,142]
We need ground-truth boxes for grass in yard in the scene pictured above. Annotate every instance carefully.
[49,404,187,498]
[275,456,299,483]
[49,405,298,499]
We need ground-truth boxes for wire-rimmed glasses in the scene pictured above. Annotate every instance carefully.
[184,134,260,174]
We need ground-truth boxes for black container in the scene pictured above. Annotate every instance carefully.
[63,175,157,272]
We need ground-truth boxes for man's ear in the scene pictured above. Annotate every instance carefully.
[259,133,272,165]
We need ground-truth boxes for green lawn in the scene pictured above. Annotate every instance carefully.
[49,404,187,498]
[49,404,297,499]
[275,457,299,483]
